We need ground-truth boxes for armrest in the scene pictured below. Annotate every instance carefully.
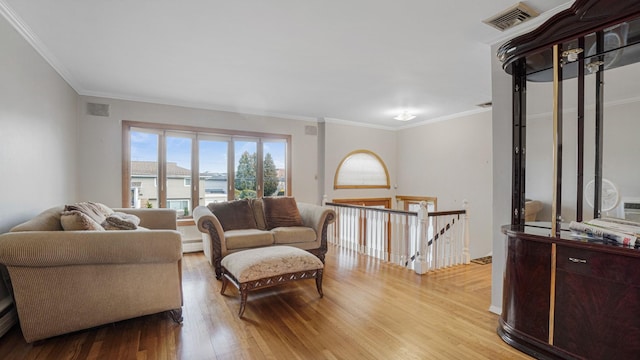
[297,202,336,238]
[193,205,226,279]
[0,230,182,267]
[113,208,177,230]
[193,206,224,238]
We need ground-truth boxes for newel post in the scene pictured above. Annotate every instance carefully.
[463,199,471,264]
[414,201,429,274]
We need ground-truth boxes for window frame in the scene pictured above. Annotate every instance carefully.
[122,121,292,213]
[334,149,390,189]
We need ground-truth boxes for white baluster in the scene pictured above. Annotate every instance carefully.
[463,200,470,264]
[414,201,429,274]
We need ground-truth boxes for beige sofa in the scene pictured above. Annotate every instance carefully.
[525,200,543,222]
[0,206,183,343]
[193,197,336,279]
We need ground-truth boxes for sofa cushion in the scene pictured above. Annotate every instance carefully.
[224,229,274,250]
[64,202,113,226]
[102,212,141,230]
[271,227,317,244]
[249,198,267,230]
[262,197,304,230]
[60,210,106,231]
[208,199,258,231]
[10,206,65,232]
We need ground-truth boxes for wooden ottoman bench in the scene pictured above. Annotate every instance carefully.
[220,246,324,317]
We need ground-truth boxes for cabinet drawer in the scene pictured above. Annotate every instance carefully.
[556,246,640,286]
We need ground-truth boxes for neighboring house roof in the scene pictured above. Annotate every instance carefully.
[132,161,191,177]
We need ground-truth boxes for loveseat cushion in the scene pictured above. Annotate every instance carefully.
[61,211,106,231]
[225,229,274,250]
[208,199,258,231]
[271,227,317,244]
[262,197,304,230]
[64,202,113,225]
[102,212,141,230]
[249,198,267,230]
[58,201,115,231]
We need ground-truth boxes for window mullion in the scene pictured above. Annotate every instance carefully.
[227,140,235,201]
[257,139,264,198]
[191,135,199,214]
[159,131,167,208]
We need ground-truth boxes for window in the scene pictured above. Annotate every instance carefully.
[167,199,190,216]
[334,150,390,189]
[264,140,287,196]
[234,140,258,199]
[199,137,229,206]
[129,130,159,208]
[122,121,292,216]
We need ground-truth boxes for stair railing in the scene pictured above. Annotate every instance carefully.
[324,200,469,273]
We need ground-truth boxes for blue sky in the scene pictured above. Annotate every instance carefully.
[130,131,286,173]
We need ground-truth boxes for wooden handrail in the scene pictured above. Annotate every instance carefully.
[325,202,465,217]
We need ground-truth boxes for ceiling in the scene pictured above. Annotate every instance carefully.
[2,0,571,128]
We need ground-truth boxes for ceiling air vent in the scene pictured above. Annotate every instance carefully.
[483,2,539,31]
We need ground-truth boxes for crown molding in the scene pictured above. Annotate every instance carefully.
[81,89,320,123]
[0,0,82,93]
[323,117,397,131]
[398,107,491,130]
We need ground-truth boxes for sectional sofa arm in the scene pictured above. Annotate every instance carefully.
[193,205,226,278]
[113,208,178,230]
[193,206,225,241]
[0,230,182,267]
[297,203,336,235]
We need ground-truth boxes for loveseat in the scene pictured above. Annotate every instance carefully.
[525,199,543,222]
[193,197,336,279]
[0,204,183,343]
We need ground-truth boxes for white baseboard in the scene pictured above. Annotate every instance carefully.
[182,239,203,253]
[489,304,502,315]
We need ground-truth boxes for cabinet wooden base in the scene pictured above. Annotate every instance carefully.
[497,318,578,360]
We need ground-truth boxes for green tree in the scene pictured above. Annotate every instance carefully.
[263,153,279,196]
[234,151,257,194]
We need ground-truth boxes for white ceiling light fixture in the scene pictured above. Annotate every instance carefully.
[394,111,416,121]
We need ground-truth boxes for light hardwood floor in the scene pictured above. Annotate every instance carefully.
[0,245,532,359]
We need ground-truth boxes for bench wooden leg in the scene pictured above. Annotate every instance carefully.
[220,274,229,295]
[239,288,249,317]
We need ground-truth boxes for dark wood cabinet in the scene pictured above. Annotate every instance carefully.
[500,228,640,360]
[498,1,640,359]
[554,245,640,360]
[502,236,551,343]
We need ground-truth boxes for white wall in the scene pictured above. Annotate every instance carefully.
[490,42,512,315]
[0,14,78,329]
[396,111,493,260]
[0,15,79,233]
[77,96,320,207]
[323,121,397,203]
